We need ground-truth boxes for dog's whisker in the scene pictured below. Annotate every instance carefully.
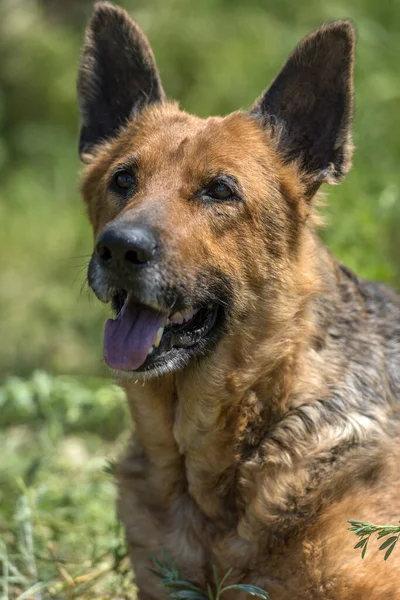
[70,265,89,287]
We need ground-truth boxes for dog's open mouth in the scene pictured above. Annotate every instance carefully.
[104,292,221,373]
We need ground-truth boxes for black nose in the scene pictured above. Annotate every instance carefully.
[96,223,158,269]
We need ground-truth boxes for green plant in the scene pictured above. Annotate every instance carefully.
[150,554,269,600]
[348,520,400,560]
[0,373,133,599]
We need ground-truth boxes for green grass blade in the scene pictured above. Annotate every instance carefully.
[218,568,233,589]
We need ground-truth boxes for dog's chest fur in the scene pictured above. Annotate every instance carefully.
[116,273,400,598]
[117,378,305,597]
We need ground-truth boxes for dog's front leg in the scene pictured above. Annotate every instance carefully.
[117,437,168,600]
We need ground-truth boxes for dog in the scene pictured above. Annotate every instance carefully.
[77,3,400,598]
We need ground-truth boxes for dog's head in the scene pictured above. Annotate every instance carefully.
[78,3,355,379]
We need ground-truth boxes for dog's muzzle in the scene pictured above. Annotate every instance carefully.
[88,221,228,376]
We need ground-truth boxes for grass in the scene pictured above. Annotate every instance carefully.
[0,372,135,599]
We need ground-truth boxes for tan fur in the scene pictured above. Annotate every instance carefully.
[78,7,400,598]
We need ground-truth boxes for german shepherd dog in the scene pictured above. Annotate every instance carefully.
[77,3,400,598]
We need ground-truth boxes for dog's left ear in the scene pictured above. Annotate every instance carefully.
[251,21,355,196]
[77,2,165,160]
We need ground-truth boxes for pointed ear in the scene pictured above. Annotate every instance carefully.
[77,2,165,160]
[251,21,355,195]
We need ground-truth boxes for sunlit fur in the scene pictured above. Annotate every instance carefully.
[78,5,400,598]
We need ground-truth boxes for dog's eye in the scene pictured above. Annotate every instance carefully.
[206,181,234,201]
[113,170,135,191]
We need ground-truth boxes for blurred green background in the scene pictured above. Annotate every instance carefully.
[0,0,399,597]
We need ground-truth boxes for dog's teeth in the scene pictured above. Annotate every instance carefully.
[181,308,194,322]
[147,346,154,356]
[169,307,198,325]
[154,327,164,348]
[170,311,184,324]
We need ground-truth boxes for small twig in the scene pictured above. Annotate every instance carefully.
[56,565,76,588]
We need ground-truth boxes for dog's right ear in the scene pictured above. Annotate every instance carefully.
[77,2,165,161]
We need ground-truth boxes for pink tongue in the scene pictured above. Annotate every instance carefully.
[104,301,166,371]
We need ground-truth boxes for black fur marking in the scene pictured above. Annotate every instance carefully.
[251,21,355,191]
[77,2,165,157]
